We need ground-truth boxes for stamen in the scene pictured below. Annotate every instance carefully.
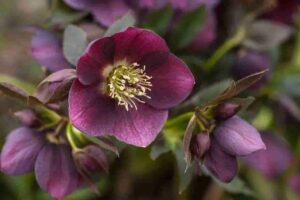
[107,63,152,111]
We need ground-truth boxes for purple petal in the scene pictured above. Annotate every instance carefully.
[112,27,169,63]
[141,53,195,109]
[69,79,168,147]
[31,28,72,72]
[64,0,129,27]
[242,132,294,179]
[35,144,82,200]
[69,80,116,136]
[188,13,216,51]
[214,116,266,156]
[77,37,115,85]
[204,138,238,182]
[113,103,168,147]
[91,0,129,27]
[1,127,45,175]
[232,51,271,90]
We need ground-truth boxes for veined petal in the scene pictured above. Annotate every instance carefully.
[141,53,195,109]
[113,103,168,147]
[69,80,116,136]
[214,116,266,156]
[1,127,45,175]
[204,138,238,182]
[35,144,82,200]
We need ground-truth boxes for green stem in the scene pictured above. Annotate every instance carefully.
[164,112,194,128]
[203,26,246,72]
[66,123,79,150]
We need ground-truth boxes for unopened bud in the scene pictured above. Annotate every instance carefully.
[74,145,109,174]
[190,133,211,159]
[14,109,40,127]
[215,102,241,121]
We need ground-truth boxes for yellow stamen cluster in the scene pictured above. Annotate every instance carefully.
[108,63,152,111]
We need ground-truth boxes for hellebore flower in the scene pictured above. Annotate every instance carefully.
[69,27,195,147]
[187,13,217,52]
[242,132,294,179]
[0,127,83,200]
[188,116,265,182]
[63,0,130,27]
[169,0,219,11]
[262,0,300,24]
[232,50,271,90]
[31,28,72,72]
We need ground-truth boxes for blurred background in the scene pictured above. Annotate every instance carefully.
[1,0,300,199]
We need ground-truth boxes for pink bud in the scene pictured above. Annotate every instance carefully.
[190,133,211,159]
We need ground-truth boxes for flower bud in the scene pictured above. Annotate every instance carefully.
[14,109,40,127]
[74,145,108,175]
[215,102,241,121]
[190,133,211,159]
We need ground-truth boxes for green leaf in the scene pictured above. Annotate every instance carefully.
[63,25,87,65]
[150,138,170,160]
[214,176,253,196]
[0,74,35,94]
[170,6,206,49]
[173,144,193,194]
[104,12,136,37]
[0,82,28,103]
[143,6,173,35]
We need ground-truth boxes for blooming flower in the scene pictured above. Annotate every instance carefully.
[69,27,195,147]
[232,50,271,90]
[63,0,130,27]
[1,127,82,200]
[242,132,294,179]
[31,28,72,72]
[189,116,266,182]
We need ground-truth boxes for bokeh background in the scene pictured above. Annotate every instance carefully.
[1,0,300,199]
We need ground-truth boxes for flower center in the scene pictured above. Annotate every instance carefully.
[107,62,152,111]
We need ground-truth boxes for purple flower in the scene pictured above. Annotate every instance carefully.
[232,50,271,90]
[242,132,293,179]
[63,0,130,27]
[170,0,219,11]
[69,27,195,147]
[187,13,216,51]
[31,28,72,72]
[0,127,83,200]
[188,116,265,182]
[262,0,300,24]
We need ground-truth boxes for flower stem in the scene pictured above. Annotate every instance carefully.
[203,26,246,72]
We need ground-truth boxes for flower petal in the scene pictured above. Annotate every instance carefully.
[77,37,115,85]
[242,132,294,179]
[204,138,238,182]
[113,103,168,147]
[31,28,72,72]
[69,80,168,147]
[112,27,169,63]
[35,144,82,200]
[214,116,266,156]
[1,127,45,175]
[91,0,130,27]
[69,80,116,135]
[140,52,195,109]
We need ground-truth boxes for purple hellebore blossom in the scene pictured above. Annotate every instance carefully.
[262,0,300,24]
[232,50,271,90]
[31,28,72,72]
[187,13,217,51]
[242,132,294,179]
[190,116,265,182]
[63,0,130,27]
[0,127,83,200]
[69,27,195,147]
